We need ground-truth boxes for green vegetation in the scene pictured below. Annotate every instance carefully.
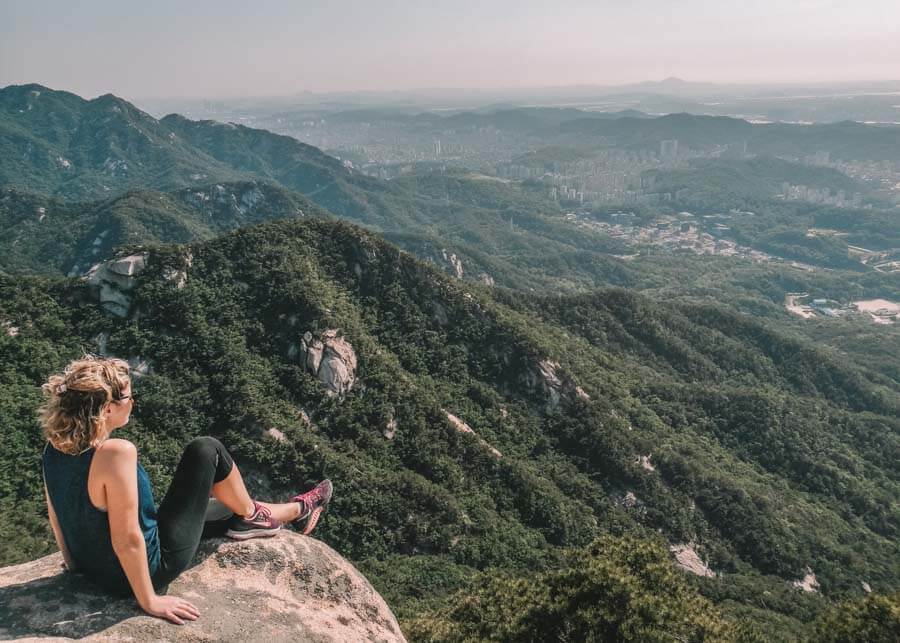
[407,535,762,642]
[812,592,900,643]
[2,217,898,641]
[1,83,898,641]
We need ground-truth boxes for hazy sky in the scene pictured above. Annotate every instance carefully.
[2,0,899,99]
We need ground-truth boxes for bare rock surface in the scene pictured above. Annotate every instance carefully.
[440,249,464,279]
[162,249,193,290]
[298,330,358,397]
[0,532,405,642]
[444,411,502,458]
[670,543,716,578]
[84,252,148,317]
[2,320,19,337]
[792,567,820,592]
[523,359,590,411]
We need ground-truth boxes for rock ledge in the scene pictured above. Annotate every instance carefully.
[0,532,404,642]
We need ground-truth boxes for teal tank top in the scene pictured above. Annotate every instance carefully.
[42,442,161,595]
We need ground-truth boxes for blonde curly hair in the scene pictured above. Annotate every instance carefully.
[39,355,131,455]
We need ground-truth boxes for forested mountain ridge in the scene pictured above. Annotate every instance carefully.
[3,84,897,300]
[0,83,400,225]
[0,84,642,291]
[0,182,322,275]
[1,216,898,640]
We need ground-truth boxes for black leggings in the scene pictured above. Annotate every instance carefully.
[151,436,235,589]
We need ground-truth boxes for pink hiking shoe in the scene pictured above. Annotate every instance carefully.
[292,479,333,536]
[225,501,282,540]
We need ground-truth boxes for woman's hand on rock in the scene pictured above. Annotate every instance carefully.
[144,594,200,625]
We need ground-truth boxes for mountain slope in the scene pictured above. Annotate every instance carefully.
[0,182,321,276]
[1,217,897,639]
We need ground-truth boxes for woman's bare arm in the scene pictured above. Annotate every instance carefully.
[44,483,76,571]
[100,439,199,624]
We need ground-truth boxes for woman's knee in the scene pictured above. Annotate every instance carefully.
[183,436,223,459]
[182,436,233,483]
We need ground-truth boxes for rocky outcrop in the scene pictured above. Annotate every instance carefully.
[477,273,494,287]
[2,320,18,337]
[297,330,358,397]
[528,360,563,409]
[670,543,716,578]
[127,356,153,379]
[161,249,192,290]
[440,249,464,279]
[384,416,398,440]
[0,532,405,642]
[522,359,591,411]
[444,411,502,458]
[84,253,148,317]
[792,567,820,592]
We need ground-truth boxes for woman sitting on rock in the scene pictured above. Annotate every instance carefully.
[39,355,333,625]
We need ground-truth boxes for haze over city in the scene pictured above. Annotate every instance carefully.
[2,0,900,100]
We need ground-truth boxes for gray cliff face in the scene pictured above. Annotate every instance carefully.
[297,330,358,397]
[522,359,590,412]
[84,252,148,317]
[0,532,405,643]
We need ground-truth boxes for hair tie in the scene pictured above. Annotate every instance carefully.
[57,383,67,394]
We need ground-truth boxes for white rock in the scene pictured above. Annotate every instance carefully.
[441,249,464,279]
[670,543,716,578]
[525,359,563,410]
[638,455,655,472]
[162,268,188,289]
[2,321,19,337]
[445,412,474,434]
[384,417,397,440]
[444,411,502,458]
[792,567,820,592]
[127,357,153,379]
[298,330,357,397]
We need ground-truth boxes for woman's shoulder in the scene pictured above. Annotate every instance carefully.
[95,438,138,463]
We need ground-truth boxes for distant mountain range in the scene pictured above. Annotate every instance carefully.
[7,84,899,213]
[2,84,897,294]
